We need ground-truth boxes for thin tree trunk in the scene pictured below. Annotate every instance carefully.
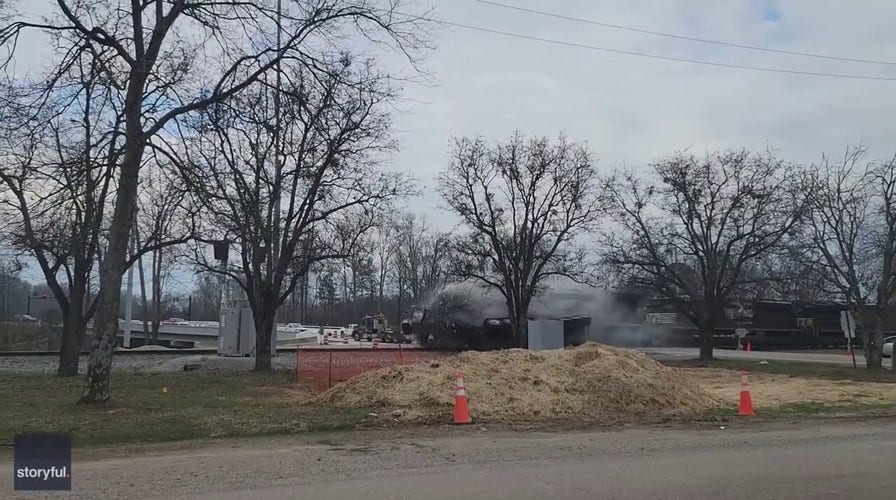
[396,282,403,326]
[151,248,163,344]
[300,275,307,323]
[135,222,151,345]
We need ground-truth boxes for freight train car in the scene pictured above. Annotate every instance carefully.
[630,297,856,349]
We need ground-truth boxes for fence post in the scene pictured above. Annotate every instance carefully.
[328,351,333,389]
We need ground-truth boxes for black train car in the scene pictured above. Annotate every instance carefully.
[744,301,847,349]
[634,296,853,349]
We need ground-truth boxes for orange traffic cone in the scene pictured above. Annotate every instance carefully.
[746,341,752,352]
[738,370,755,416]
[322,335,329,345]
[372,339,379,349]
[454,370,472,425]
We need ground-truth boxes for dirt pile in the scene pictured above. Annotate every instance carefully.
[315,342,722,423]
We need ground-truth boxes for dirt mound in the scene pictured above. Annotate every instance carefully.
[315,342,722,424]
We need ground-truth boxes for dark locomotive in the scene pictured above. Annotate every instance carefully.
[604,294,895,350]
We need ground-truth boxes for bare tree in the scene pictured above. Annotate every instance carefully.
[343,239,375,316]
[418,228,451,299]
[135,162,191,344]
[2,0,428,401]
[803,147,896,369]
[746,236,832,303]
[0,258,24,320]
[604,150,803,360]
[0,55,118,376]
[438,133,604,347]
[389,212,450,312]
[373,222,396,312]
[189,272,221,322]
[182,58,411,371]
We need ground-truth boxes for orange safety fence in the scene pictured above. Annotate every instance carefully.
[295,347,454,390]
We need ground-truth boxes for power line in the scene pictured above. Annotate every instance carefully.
[435,19,896,81]
[474,0,896,66]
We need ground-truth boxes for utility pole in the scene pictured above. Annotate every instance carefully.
[269,0,284,352]
[214,240,229,314]
[133,217,151,344]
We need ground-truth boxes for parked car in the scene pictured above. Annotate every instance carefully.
[883,336,895,358]
[13,314,40,323]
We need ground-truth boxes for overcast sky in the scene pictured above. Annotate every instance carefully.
[392,0,896,229]
[8,0,896,288]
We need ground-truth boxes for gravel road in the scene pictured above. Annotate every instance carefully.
[1,419,894,499]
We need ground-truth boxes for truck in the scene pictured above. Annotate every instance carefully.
[350,313,412,343]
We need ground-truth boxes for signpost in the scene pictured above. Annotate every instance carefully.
[840,310,857,369]
[735,327,748,350]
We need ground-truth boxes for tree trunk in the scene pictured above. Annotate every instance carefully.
[698,323,715,361]
[396,280,403,324]
[79,93,145,403]
[151,249,162,345]
[516,309,529,349]
[863,316,884,370]
[57,321,80,377]
[300,275,307,323]
[56,288,85,377]
[137,257,151,344]
[254,308,275,372]
[79,270,124,403]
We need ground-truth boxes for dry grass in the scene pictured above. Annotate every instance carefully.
[684,368,896,408]
[315,342,722,424]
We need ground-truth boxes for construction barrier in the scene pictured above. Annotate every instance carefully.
[295,347,453,390]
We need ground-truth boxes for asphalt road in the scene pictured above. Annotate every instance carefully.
[3,420,894,499]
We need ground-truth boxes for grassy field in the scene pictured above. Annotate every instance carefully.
[663,358,896,383]
[0,322,51,350]
[3,357,895,450]
[0,371,372,448]
[666,358,896,419]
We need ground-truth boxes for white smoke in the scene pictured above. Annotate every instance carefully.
[422,278,640,326]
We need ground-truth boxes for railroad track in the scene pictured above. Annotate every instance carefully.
[0,347,300,357]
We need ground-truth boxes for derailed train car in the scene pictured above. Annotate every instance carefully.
[404,283,889,351]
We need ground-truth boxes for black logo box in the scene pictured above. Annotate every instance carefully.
[14,433,72,491]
